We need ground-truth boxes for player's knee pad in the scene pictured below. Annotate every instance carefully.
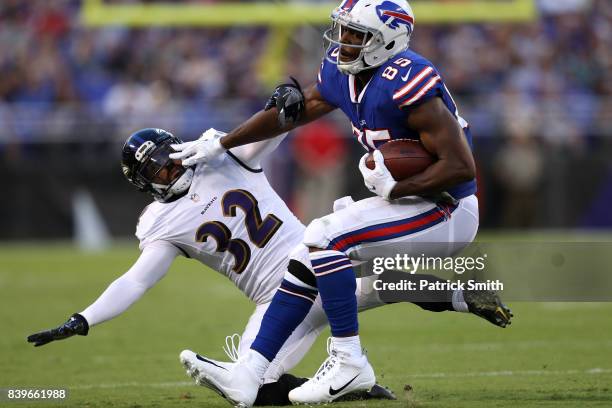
[284,261,317,290]
[302,218,329,249]
[288,243,310,267]
[285,244,317,290]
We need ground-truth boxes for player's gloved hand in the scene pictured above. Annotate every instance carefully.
[27,313,89,347]
[358,151,397,200]
[169,128,226,167]
[264,76,305,128]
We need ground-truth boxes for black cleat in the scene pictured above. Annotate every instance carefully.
[464,289,513,328]
[335,383,397,401]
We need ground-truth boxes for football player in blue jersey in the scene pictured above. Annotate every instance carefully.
[171,0,511,405]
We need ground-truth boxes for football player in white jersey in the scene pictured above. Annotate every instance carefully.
[27,127,397,404]
[27,127,507,406]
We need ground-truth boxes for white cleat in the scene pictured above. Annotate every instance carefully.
[288,338,376,405]
[179,349,261,408]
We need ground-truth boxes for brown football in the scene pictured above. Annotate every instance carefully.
[365,139,436,181]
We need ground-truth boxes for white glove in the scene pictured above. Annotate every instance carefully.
[358,150,397,200]
[169,128,226,167]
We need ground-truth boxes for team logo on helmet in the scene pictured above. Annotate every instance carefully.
[376,1,414,30]
[339,0,359,11]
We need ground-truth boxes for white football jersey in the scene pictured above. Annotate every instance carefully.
[136,152,305,304]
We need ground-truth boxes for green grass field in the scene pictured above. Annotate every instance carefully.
[1,242,612,407]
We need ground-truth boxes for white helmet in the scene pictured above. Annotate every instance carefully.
[323,0,414,75]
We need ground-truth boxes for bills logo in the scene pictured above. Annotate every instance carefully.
[376,1,414,30]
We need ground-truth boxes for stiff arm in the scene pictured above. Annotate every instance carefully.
[220,84,335,150]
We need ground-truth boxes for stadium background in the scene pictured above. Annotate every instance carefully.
[1,1,612,407]
[1,0,611,240]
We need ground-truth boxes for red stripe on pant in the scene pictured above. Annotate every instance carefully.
[330,209,446,252]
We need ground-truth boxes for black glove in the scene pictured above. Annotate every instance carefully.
[264,76,305,128]
[27,313,89,347]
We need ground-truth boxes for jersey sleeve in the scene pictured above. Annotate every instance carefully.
[135,204,168,250]
[229,133,288,168]
[390,62,444,110]
[135,206,154,250]
[316,49,341,108]
[79,241,180,327]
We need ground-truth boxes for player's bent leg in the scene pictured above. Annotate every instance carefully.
[373,271,513,327]
[249,248,319,365]
[322,194,512,328]
[178,258,396,406]
[334,195,476,261]
[249,306,320,407]
[287,195,492,403]
[178,250,320,408]
[286,220,375,404]
[302,219,362,346]
[181,253,317,407]
[246,276,386,383]
[292,200,452,403]
[236,243,318,375]
[262,302,325,382]
[257,281,393,404]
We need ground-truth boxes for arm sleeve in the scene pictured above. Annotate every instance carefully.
[229,133,288,168]
[79,241,180,327]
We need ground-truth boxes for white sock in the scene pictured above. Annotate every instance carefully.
[246,350,270,381]
[332,335,363,358]
[452,289,469,313]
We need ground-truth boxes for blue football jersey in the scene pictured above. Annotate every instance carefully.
[317,47,477,200]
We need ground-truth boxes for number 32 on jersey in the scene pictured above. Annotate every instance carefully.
[195,189,282,274]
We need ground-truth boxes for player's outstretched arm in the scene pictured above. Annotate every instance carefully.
[389,97,476,199]
[220,83,335,150]
[26,241,180,347]
[169,82,335,167]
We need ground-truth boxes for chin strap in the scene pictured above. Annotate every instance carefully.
[169,168,194,195]
[152,168,194,202]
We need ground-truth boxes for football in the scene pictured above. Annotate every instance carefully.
[365,139,436,181]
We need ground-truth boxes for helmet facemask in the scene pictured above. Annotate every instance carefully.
[132,140,193,202]
[324,10,384,75]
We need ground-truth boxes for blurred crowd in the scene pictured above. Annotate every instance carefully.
[413,0,611,145]
[0,1,269,141]
[1,0,610,141]
[1,0,611,227]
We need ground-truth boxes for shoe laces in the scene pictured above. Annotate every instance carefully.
[222,333,241,362]
[312,337,341,383]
